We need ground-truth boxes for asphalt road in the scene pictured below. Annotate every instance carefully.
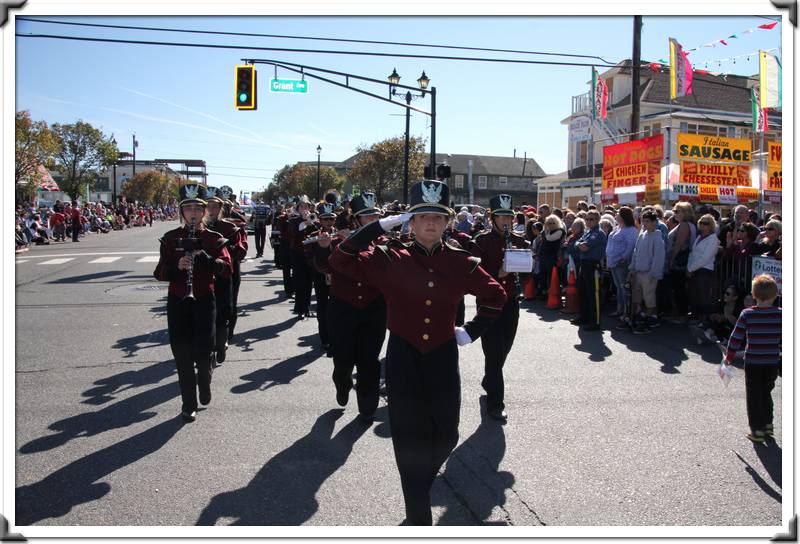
[12,221,784,533]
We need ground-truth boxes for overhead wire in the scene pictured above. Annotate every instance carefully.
[15,16,617,64]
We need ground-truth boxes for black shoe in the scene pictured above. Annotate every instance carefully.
[336,389,349,407]
[321,343,330,352]
[357,412,375,423]
[582,324,601,331]
[200,389,211,406]
[181,410,197,422]
[216,348,226,364]
[488,408,508,422]
[570,318,585,326]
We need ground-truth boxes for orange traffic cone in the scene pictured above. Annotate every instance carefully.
[524,274,536,300]
[547,266,561,309]
[563,267,580,314]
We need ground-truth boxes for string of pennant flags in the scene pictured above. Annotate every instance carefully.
[649,46,780,77]
[683,20,778,53]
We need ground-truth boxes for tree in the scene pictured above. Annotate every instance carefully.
[50,121,118,201]
[15,111,58,203]
[265,164,345,204]
[122,170,179,205]
[347,136,427,202]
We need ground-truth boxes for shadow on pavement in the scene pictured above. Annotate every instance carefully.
[231,351,321,394]
[734,448,782,503]
[196,409,369,525]
[16,416,184,525]
[754,439,782,488]
[519,300,566,324]
[20,362,179,454]
[236,294,286,317]
[434,397,515,526]
[233,317,297,352]
[608,326,690,372]
[574,327,612,362]
[111,329,170,359]
[81,360,175,405]
[47,270,130,284]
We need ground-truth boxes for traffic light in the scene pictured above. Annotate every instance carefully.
[235,65,257,110]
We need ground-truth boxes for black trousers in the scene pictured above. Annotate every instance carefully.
[669,269,689,314]
[254,224,267,255]
[214,276,233,352]
[272,237,282,268]
[386,335,460,526]
[291,250,314,314]
[313,272,330,345]
[455,297,465,327]
[578,260,601,326]
[71,222,81,241]
[228,264,242,339]
[745,364,779,433]
[280,243,294,296]
[480,298,520,411]
[167,293,215,413]
[329,296,387,415]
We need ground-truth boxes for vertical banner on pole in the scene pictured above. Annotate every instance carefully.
[669,38,694,100]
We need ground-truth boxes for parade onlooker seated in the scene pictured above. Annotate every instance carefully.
[606,207,637,323]
[687,214,720,324]
[703,283,744,344]
[723,274,781,443]
[627,210,665,334]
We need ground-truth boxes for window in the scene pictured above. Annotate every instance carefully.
[95,177,110,191]
[651,122,661,136]
[498,176,508,186]
[575,141,588,167]
[454,174,464,189]
[478,176,487,189]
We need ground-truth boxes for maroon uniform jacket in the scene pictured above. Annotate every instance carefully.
[207,218,248,263]
[471,229,530,300]
[330,221,507,354]
[314,236,385,310]
[153,226,233,299]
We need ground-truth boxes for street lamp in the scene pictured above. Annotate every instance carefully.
[389,69,433,204]
[316,145,322,201]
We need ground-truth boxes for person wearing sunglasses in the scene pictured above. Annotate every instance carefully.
[755,219,782,259]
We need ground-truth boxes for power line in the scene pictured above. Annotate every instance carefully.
[16,33,620,68]
[206,172,274,179]
[16,17,616,64]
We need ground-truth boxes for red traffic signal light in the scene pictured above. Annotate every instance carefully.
[235,65,257,110]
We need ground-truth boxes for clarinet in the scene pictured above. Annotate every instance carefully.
[184,217,197,302]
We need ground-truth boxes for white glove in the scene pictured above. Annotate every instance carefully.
[454,327,472,346]
[299,222,309,232]
[379,212,413,232]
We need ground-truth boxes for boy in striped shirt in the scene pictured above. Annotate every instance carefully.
[724,274,781,443]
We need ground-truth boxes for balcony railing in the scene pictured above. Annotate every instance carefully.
[572,92,591,115]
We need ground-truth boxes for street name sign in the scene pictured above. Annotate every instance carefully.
[270,79,309,93]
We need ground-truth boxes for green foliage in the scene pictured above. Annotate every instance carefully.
[347,136,427,201]
[50,120,118,200]
[265,164,344,204]
[122,170,179,205]
[15,111,58,202]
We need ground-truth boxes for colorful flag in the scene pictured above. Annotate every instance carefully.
[759,50,782,109]
[758,22,778,30]
[752,87,768,133]
[669,38,694,100]
[591,68,608,119]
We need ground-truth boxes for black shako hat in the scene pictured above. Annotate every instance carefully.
[179,183,208,207]
[316,201,337,219]
[218,185,235,204]
[408,180,452,216]
[488,194,515,216]
[350,192,381,217]
[205,186,224,204]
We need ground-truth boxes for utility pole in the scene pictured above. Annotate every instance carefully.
[132,134,138,177]
[630,16,642,141]
[403,92,411,204]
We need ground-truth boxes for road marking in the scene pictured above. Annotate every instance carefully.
[15,260,31,264]
[38,258,75,265]
[88,257,123,264]
[12,251,159,259]
[137,256,160,263]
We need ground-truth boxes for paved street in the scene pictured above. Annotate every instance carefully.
[13,221,782,531]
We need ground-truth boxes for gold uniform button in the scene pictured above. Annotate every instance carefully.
[357,282,362,287]
[428,268,434,273]
[422,334,429,340]
[357,295,363,300]
[425,299,432,306]
[424,318,431,324]
[428,281,435,287]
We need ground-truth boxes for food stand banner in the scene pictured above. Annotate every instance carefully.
[677,134,752,187]
[602,134,663,190]
[767,142,781,192]
[670,183,758,204]
[752,256,781,295]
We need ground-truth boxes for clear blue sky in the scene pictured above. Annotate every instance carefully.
[15,15,782,195]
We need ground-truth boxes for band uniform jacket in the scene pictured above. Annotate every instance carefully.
[153,226,233,298]
[207,218,248,263]
[313,236,385,310]
[471,230,530,299]
[330,221,507,354]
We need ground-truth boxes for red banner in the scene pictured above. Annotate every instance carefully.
[602,134,664,190]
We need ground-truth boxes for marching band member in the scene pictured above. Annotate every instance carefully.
[219,187,249,343]
[205,186,247,364]
[315,192,387,420]
[470,193,531,422]
[288,197,315,315]
[304,196,338,351]
[153,183,233,422]
[275,204,294,297]
[329,180,506,525]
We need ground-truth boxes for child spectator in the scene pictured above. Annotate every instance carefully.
[723,274,782,443]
